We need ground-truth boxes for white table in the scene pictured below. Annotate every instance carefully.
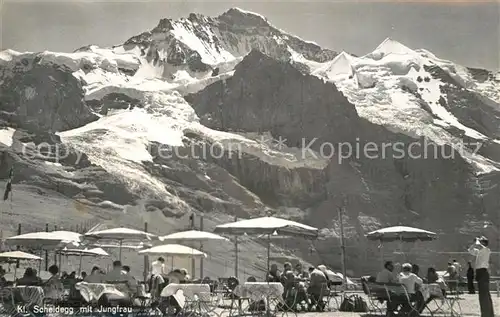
[160,283,211,308]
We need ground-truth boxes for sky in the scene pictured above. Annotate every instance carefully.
[1,0,499,70]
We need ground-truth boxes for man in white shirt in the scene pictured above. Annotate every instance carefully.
[149,257,166,294]
[151,257,166,276]
[398,263,423,294]
[468,236,494,317]
[398,263,424,313]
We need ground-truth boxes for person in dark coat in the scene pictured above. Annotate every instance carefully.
[466,261,475,294]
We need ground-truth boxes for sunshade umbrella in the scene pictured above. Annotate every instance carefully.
[159,230,229,242]
[95,243,151,250]
[139,244,207,257]
[60,247,109,257]
[4,231,82,250]
[159,230,229,278]
[0,251,42,282]
[214,216,318,278]
[139,243,206,269]
[0,251,43,261]
[83,227,157,261]
[366,226,437,242]
[59,247,109,275]
[366,226,437,262]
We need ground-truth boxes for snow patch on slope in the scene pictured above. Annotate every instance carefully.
[171,20,235,65]
[315,38,498,174]
[314,51,356,80]
[367,38,417,60]
[0,128,15,147]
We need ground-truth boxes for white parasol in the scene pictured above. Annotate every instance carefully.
[366,226,437,262]
[214,216,318,238]
[159,230,229,242]
[159,230,228,278]
[4,231,82,250]
[0,251,42,281]
[59,247,109,275]
[83,227,157,260]
[366,226,437,242]
[214,216,318,277]
[139,244,206,257]
[0,251,42,261]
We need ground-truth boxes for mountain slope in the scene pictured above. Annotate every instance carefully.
[1,9,499,276]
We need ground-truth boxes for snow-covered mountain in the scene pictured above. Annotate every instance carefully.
[1,8,499,275]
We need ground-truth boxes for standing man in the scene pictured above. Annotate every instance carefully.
[468,236,494,317]
[466,262,475,294]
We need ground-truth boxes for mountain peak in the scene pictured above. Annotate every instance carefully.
[219,7,270,27]
[370,37,415,58]
[226,7,268,19]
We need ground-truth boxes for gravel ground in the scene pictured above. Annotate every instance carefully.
[0,293,498,316]
[213,293,499,317]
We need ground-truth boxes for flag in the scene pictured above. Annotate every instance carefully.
[3,167,13,201]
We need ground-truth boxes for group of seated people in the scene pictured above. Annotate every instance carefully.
[374,260,452,316]
[266,262,339,312]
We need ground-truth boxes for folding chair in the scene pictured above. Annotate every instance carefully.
[443,280,462,317]
[384,283,420,317]
[362,280,386,315]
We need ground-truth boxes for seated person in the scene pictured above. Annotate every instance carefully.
[446,262,457,279]
[266,264,281,283]
[280,263,296,293]
[32,269,43,285]
[426,267,439,283]
[398,263,424,313]
[427,267,447,295]
[307,266,328,312]
[179,268,190,282]
[317,265,331,284]
[84,266,104,283]
[411,264,421,278]
[376,261,397,284]
[104,260,138,296]
[43,265,64,300]
[0,267,11,287]
[166,269,184,284]
[17,268,41,286]
[294,263,308,280]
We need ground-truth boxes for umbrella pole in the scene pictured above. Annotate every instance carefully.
[266,234,271,317]
[381,242,384,266]
[119,240,123,261]
[38,250,42,274]
[234,235,238,278]
[267,234,270,283]
[399,235,405,261]
[78,253,83,276]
